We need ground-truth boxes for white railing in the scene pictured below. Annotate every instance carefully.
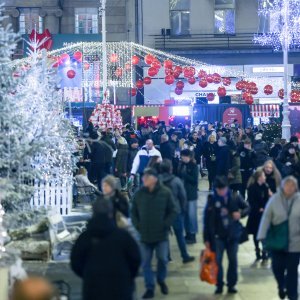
[30,181,73,215]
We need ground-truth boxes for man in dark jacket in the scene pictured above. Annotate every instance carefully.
[131,168,177,299]
[178,149,199,244]
[71,200,141,300]
[159,159,195,264]
[160,134,173,160]
[253,133,270,167]
[203,176,249,295]
[216,137,231,177]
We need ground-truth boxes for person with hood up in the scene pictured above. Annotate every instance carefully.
[115,136,129,190]
[71,199,141,300]
[216,137,231,177]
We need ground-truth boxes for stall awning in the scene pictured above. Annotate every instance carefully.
[250,104,280,117]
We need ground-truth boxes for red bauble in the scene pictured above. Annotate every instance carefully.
[110,53,118,63]
[144,54,154,65]
[189,67,196,76]
[136,79,144,89]
[151,59,161,69]
[144,76,152,85]
[67,69,76,79]
[250,86,258,95]
[245,95,254,105]
[188,77,196,85]
[73,51,82,62]
[148,67,158,77]
[264,85,273,95]
[83,62,90,70]
[198,69,207,79]
[290,90,300,102]
[173,72,180,79]
[175,87,183,95]
[176,80,185,89]
[165,68,174,76]
[212,73,222,84]
[130,88,137,96]
[165,75,175,85]
[115,67,123,77]
[247,81,257,90]
[278,88,284,99]
[164,60,173,69]
[174,66,183,74]
[60,53,70,63]
[206,74,213,83]
[183,67,191,78]
[222,77,231,86]
[199,79,208,88]
[132,55,140,65]
[236,80,246,91]
[207,93,215,101]
[217,86,227,97]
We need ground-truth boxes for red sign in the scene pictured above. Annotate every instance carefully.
[223,107,243,125]
[29,29,53,51]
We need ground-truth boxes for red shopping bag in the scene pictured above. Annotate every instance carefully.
[199,248,218,285]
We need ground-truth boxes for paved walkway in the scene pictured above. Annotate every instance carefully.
[25,178,283,299]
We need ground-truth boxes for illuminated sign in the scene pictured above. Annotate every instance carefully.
[252,67,284,73]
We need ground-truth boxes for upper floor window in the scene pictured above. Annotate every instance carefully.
[170,0,190,36]
[19,8,43,34]
[214,0,235,34]
[258,0,281,33]
[75,8,98,34]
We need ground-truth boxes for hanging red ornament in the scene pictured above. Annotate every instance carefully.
[115,67,123,77]
[132,55,140,65]
[264,85,273,95]
[245,95,254,105]
[174,72,180,79]
[151,59,161,69]
[236,80,247,91]
[136,79,144,89]
[217,86,227,97]
[188,77,196,85]
[165,75,175,85]
[175,87,183,95]
[189,67,196,76]
[212,73,222,84]
[73,51,82,62]
[222,77,231,86]
[67,69,76,79]
[83,62,90,70]
[278,88,284,99]
[110,53,118,63]
[206,74,213,83]
[143,76,152,85]
[249,86,258,95]
[290,90,300,102]
[174,66,183,74]
[148,67,158,77]
[165,68,174,76]
[207,93,215,101]
[164,59,173,69]
[144,54,154,65]
[60,53,70,63]
[198,69,207,79]
[199,79,208,88]
[176,80,185,89]
[183,67,192,78]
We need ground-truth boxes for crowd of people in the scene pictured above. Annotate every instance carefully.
[71,119,300,300]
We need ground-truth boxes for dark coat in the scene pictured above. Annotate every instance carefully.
[216,145,231,176]
[253,140,269,167]
[203,141,218,166]
[239,148,256,171]
[70,215,141,300]
[160,141,173,160]
[178,160,199,201]
[189,137,203,164]
[115,143,129,174]
[228,151,242,186]
[246,182,269,234]
[159,173,187,214]
[265,173,278,194]
[90,140,113,165]
[203,191,250,250]
[131,181,177,243]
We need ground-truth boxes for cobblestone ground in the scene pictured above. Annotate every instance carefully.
[24,178,286,300]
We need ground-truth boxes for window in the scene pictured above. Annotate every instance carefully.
[258,0,281,33]
[214,0,235,34]
[19,8,43,34]
[169,0,190,36]
[75,8,98,34]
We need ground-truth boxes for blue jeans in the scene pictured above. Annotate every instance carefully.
[215,238,239,289]
[272,251,300,300]
[140,240,169,291]
[184,200,198,234]
[172,213,189,260]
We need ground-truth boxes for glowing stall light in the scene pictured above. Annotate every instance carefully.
[172,106,190,116]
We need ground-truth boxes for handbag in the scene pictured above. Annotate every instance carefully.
[199,248,218,285]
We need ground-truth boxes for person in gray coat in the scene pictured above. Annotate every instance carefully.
[257,176,300,300]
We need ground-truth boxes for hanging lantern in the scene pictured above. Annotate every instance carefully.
[144,54,154,65]
[199,79,208,88]
[206,74,213,83]
[132,55,140,65]
[175,87,183,95]
[278,88,284,99]
[148,67,158,77]
[73,51,83,62]
[263,84,273,95]
[212,73,222,84]
[207,93,215,101]
[188,77,196,85]
[144,76,152,85]
[222,77,231,86]
[198,69,207,79]
[165,75,175,85]
[110,53,118,63]
[165,68,174,76]
[136,79,144,89]
[67,69,76,79]
[174,65,183,74]
[176,80,185,89]
[217,86,227,97]
[125,63,131,71]
[83,62,90,70]
[164,59,173,69]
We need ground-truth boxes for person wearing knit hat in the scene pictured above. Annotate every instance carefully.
[115,136,129,190]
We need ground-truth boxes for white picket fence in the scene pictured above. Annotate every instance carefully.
[30,181,73,215]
